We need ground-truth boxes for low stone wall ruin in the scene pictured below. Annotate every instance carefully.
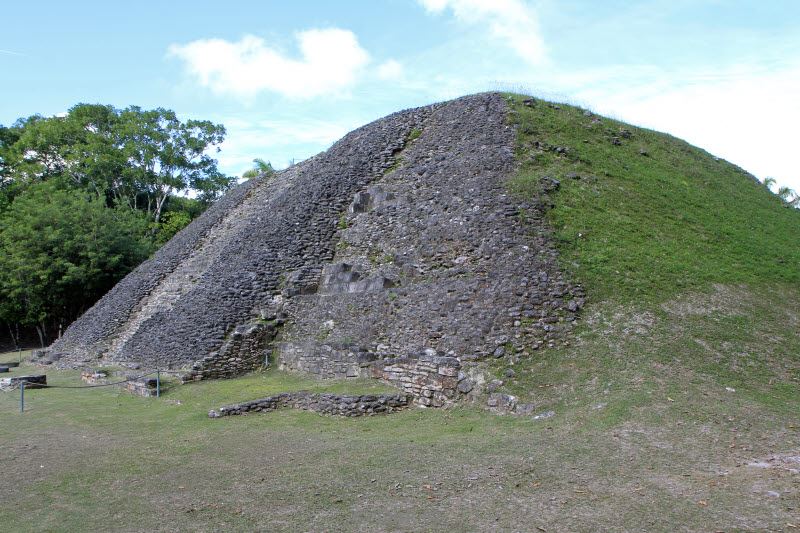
[208,391,410,418]
[125,377,159,397]
[369,354,460,407]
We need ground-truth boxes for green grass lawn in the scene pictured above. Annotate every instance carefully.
[2,283,798,533]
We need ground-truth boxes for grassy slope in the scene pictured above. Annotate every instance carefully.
[499,93,800,410]
[1,96,799,531]
[505,93,799,303]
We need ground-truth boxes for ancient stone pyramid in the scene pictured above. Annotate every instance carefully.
[50,93,581,406]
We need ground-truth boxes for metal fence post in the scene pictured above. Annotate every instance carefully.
[20,382,24,413]
[156,370,161,398]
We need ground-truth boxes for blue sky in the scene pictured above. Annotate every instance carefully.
[2,0,799,191]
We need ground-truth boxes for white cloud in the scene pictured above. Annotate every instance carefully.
[168,29,370,100]
[377,59,404,80]
[417,0,546,65]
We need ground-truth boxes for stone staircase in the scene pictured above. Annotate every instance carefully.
[102,180,280,362]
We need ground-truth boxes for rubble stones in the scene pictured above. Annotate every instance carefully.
[80,369,108,384]
[486,379,503,393]
[487,392,518,413]
[456,377,475,394]
[124,377,160,397]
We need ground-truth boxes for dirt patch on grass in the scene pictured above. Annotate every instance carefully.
[747,453,800,474]
[660,283,754,317]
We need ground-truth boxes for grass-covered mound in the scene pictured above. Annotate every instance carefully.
[505,93,800,303]
[500,93,799,416]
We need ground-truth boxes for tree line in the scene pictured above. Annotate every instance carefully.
[0,103,235,347]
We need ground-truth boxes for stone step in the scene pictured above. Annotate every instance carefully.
[103,186,271,360]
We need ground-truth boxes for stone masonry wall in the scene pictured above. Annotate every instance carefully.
[182,321,278,381]
[370,355,460,407]
[208,391,411,418]
[279,93,582,385]
[50,93,582,407]
[51,104,430,371]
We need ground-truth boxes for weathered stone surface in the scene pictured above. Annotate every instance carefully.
[80,369,108,384]
[457,377,475,394]
[125,377,159,397]
[48,93,582,407]
[487,392,518,414]
[50,102,425,372]
[370,355,460,407]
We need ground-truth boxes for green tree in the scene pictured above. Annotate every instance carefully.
[2,104,234,222]
[242,158,275,180]
[154,195,205,245]
[155,210,192,246]
[0,104,235,341]
[0,181,153,345]
[118,107,232,224]
[0,124,25,211]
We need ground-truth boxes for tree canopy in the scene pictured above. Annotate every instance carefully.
[0,103,234,345]
[1,103,233,222]
[0,181,154,344]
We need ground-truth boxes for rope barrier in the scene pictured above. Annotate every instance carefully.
[0,363,191,411]
[0,369,187,392]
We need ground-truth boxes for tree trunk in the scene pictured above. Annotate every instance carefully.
[6,322,19,349]
[153,192,168,225]
[35,324,46,348]
[150,191,169,234]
